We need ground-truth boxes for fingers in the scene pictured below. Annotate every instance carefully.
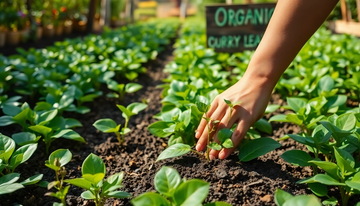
[195,101,218,139]
[196,105,226,152]
[209,108,240,159]
[218,120,250,159]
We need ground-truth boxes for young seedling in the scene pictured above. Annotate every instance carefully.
[44,149,72,205]
[93,102,147,143]
[64,153,131,206]
[106,81,143,101]
[131,166,231,206]
[0,133,38,174]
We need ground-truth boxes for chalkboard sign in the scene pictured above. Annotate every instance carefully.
[206,3,276,53]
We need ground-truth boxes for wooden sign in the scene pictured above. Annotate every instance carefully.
[206,3,276,53]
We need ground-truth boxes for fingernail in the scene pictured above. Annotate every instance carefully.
[196,143,202,151]
[195,132,199,138]
[209,155,215,160]
[219,151,226,159]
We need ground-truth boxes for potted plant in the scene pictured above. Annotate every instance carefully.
[42,10,54,38]
[0,8,6,47]
[5,8,22,45]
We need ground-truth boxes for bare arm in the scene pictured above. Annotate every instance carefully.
[195,0,339,160]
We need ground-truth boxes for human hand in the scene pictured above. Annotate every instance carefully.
[195,75,273,160]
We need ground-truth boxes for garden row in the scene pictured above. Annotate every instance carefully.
[149,19,360,206]
[0,18,189,206]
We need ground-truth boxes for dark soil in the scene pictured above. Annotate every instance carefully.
[1,43,359,206]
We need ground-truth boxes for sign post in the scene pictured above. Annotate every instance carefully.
[206,3,276,53]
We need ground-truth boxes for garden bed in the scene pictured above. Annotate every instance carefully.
[2,40,358,206]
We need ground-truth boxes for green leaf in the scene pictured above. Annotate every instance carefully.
[0,134,15,163]
[156,143,191,162]
[281,150,312,166]
[12,132,40,146]
[308,183,328,197]
[117,105,133,120]
[0,116,15,126]
[102,172,124,194]
[36,109,58,125]
[173,179,209,206]
[12,108,30,123]
[345,172,360,190]
[196,102,209,113]
[47,149,72,169]
[2,104,22,116]
[253,118,272,134]
[334,147,356,175]
[308,161,338,179]
[126,102,148,116]
[283,195,321,206]
[82,153,106,185]
[107,191,132,198]
[222,139,233,148]
[269,114,288,122]
[9,143,37,171]
[28,125,52,137]
[322,197,338,206]
[81,190,96,200]
[335,113,356,131]
[148,121,175,137]
[65,118,82,128]
[93,119,120,133]
[274,189,293,206]
[223,99,232,106]
[125,83,143,93]
[20,174,43,185]
[154,166,181,197]
[239,138,281,162]
[0,183,24,195]
[217,128,232,145]
[265,104,280,114]
[0,173,20,185]
[64,178,92,190]
[53,129,85,143]
[297,174,345,186]
[317,75,334,94]
[287,97,307,112]
[131,192,170,206]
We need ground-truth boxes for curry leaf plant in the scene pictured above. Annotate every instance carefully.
[131,166,231,206]
[93,102,147,143]
[44,149,72,205]
[64,153,131,206]
[0,173,43,195]
[269,95,347,136]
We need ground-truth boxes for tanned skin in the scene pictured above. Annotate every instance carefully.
[195,0,339,160]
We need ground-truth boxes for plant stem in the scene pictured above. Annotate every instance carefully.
[191,149,205,158]
[115,132,121,143]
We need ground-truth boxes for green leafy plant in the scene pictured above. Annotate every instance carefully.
[0,133,38,174]
[64,153,131,206]
[269,96,347,135]
[44,149,72,206]
[0,134,43,195]
[131,166,231,206]
[106,81,143,101]
[93,102,147,143]
[274,189,321,206]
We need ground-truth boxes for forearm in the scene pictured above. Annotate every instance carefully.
[243,0,338,89]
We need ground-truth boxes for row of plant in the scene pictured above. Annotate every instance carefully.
[0,18,180,201]
[149,18,360,205]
